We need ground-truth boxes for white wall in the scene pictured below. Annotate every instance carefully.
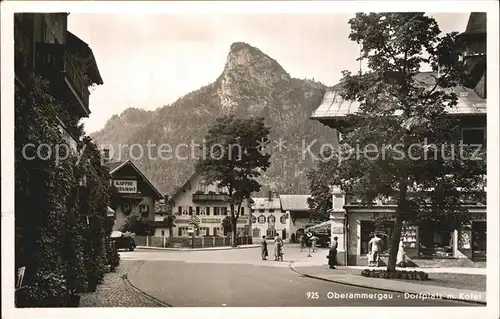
[171,172,252,236]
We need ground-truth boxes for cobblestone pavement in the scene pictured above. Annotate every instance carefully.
[79,260,164,307]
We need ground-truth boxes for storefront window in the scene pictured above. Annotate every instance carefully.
[360,221,389,255]
[472,221,486,258]
[418,224,454,257]
[199,227,209,236]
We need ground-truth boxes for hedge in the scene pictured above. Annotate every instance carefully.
[361,269,429,281]
[15,74,116,307]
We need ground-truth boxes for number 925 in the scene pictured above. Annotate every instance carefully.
[306,292,320,299]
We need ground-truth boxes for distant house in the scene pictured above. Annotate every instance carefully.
[169,171,253,237]
[251,192,283,239]
[107,160,164,232]
[279,194,313,242]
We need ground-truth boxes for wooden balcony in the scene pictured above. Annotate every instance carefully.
[34,42,91,117]
[192,193,231,202]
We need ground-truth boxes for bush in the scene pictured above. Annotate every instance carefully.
[361,269,429,281]
[16,271,73,307]
[105,237,120,271]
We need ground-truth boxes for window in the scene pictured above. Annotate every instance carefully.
[178,226,189,236]
[221,207,228,215]
[266,228,276,237]
[462,127,486,146]
[182,207,188,215]
[280,215,286,224]
[252,215,257,224]
[257,215,266,224]
[259,209,265,213]
[161,230,165,237]
[123,202,131,214]
[140,205,149,217]
[214,207,220,215]
[240,207,245,215]
[472,221,486,258]
[360,221,390,255]
[267,215,276,224]
[196,207,200,215]
[206,207,210,215]
[253,228,261,238]
[269,209,275,214]
[178,206,182,216]
[213,227,220,236]
[189,206,193,216]
[199,227,209,236]
[198,183,207,193]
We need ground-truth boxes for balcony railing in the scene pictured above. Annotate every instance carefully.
[192,193,231,202]
[34,42,90,116]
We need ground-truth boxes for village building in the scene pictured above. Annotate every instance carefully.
[251,192,283,239]
[169,171,253,237]
[279,194,313,243]
[310,13,486,266]
[15,13,103,154]
[106,160,164,231]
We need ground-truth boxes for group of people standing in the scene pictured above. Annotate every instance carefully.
[260,233,340,270]
[260,234,284,261]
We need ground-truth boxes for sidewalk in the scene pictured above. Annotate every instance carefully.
[137,244,259,251]
[289,250,486,304]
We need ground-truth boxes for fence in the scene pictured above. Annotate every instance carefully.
[135,236,253,248]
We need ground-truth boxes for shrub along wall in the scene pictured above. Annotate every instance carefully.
[15,74,118,307]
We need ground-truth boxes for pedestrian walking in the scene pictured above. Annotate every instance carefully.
[299,234,305,252]
[260,235,268,260]
[327,236,338,269]
[396,239,407,267]
[368,233,383,267]
[274,234,284,261]
[310,235,318,252]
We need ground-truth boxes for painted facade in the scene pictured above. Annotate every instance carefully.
[170,172,252,237]
[250,193,284,239]
[108,161,164,231]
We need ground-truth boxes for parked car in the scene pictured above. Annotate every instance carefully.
[110,231,136,251]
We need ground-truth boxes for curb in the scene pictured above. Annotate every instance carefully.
[288,262,486,305]
[136,245,259,252]
[122,262,172,307]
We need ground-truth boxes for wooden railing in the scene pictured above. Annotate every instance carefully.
[34,42,90,114]
[192,193,231,202]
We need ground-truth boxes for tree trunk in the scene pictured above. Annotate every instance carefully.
[386,179,407,272]
[231,216,237,247]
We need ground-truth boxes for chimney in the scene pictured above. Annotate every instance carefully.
[101,148,110,165]
[268,190,272,201]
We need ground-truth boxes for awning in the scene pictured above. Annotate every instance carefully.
[305,220,331,233]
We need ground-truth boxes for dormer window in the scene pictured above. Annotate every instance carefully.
[461,127,486,147]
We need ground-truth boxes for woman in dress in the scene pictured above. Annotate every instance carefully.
[260,235,268,260]
[274,234,283,261]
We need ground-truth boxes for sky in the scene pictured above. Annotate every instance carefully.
[67,13,471,134]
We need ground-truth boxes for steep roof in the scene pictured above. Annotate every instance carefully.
[109,160,163,200]
[251,197,282,210]
[464,12,486,34]
[311,72,486,121]
[279,194,311,212]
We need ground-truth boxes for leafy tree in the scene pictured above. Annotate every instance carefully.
[163,215,176,238]
[310,13,486,271]
[196,115,271,246]
[221,216,232,235]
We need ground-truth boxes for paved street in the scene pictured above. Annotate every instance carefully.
[118,247,478,307]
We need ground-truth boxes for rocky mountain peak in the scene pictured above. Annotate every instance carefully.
[218,42,291,113]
